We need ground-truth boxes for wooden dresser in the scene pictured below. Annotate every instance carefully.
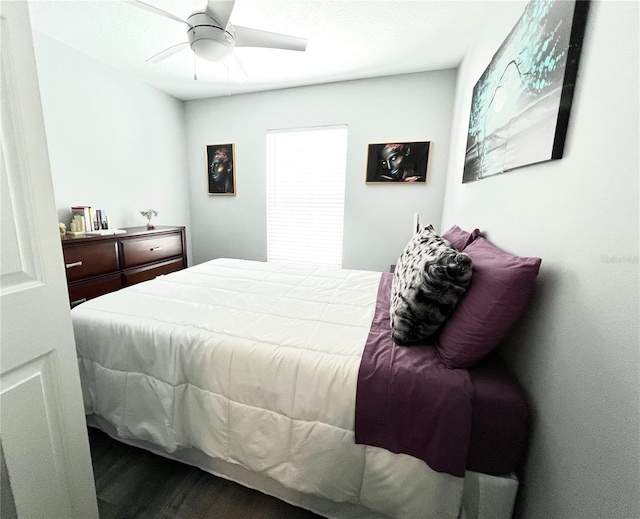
[61,226,187,307]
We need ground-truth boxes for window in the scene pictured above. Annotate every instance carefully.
[266,125,348,268]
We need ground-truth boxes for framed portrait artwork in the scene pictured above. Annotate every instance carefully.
[462,0,589,183]
[366,141,431,184]
[206,144,236,195]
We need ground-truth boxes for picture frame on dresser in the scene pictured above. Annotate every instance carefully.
[61,226,187,307]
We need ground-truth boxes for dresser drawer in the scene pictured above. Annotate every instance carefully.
[61,226,186,307]
[120,233,183,269]
[68,273,123,307]
[123,258,184,286]
[63,241,119,282]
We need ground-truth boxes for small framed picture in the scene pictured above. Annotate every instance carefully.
[207,144,236,195]
[365,141,431,184]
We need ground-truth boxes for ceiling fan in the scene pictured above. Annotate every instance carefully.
[127,0,308,67]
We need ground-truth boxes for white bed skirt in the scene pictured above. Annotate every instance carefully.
[88,415,518,519]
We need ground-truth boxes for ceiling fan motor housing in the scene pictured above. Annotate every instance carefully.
[187,12,234,61]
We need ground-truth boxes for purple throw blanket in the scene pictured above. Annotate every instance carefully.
[355,272,474,477]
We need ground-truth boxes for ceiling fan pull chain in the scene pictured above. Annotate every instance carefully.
[193,52,198,81]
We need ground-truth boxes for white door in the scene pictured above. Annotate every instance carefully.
[0,2,99,517]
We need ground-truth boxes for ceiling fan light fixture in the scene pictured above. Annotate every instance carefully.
[187,12,234,62]
[190,36,233,61]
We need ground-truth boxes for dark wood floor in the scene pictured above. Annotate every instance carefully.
[88,428,322,519]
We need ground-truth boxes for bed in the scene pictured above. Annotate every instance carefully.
[72,238,539,519]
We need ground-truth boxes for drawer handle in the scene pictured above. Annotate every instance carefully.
[65,261,83,269]
[149,246,162,252]
[70,298,87,308]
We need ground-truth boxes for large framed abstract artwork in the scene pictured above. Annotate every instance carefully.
[207,144,236,195]
[462,0,589,183]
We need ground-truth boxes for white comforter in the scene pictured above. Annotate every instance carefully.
[72,259,486,518]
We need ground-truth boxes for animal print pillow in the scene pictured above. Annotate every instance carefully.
[390,225,474,345]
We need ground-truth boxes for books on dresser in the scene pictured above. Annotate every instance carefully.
[70,206,111,234]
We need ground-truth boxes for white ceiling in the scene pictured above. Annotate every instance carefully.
[28,0,528,101]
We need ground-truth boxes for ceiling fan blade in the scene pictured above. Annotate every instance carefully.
[234,25,307,52]
[126,1,193,28]
[146,42,190,63]
[205,0,235,28]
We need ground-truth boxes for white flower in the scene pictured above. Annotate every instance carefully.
[140,209,158,221]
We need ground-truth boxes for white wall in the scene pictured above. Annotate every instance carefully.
[32,31,192,258]
[184,71,456,271]
[441,2,639,518]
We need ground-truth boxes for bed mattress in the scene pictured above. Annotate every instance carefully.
[72,258,521,519]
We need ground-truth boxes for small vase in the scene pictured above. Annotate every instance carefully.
[146,221,155,229]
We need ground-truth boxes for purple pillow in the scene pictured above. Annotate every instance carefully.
[442,225,481,251]
[437,237,541,369]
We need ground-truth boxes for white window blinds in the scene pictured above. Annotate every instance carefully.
[266,125,348,268]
